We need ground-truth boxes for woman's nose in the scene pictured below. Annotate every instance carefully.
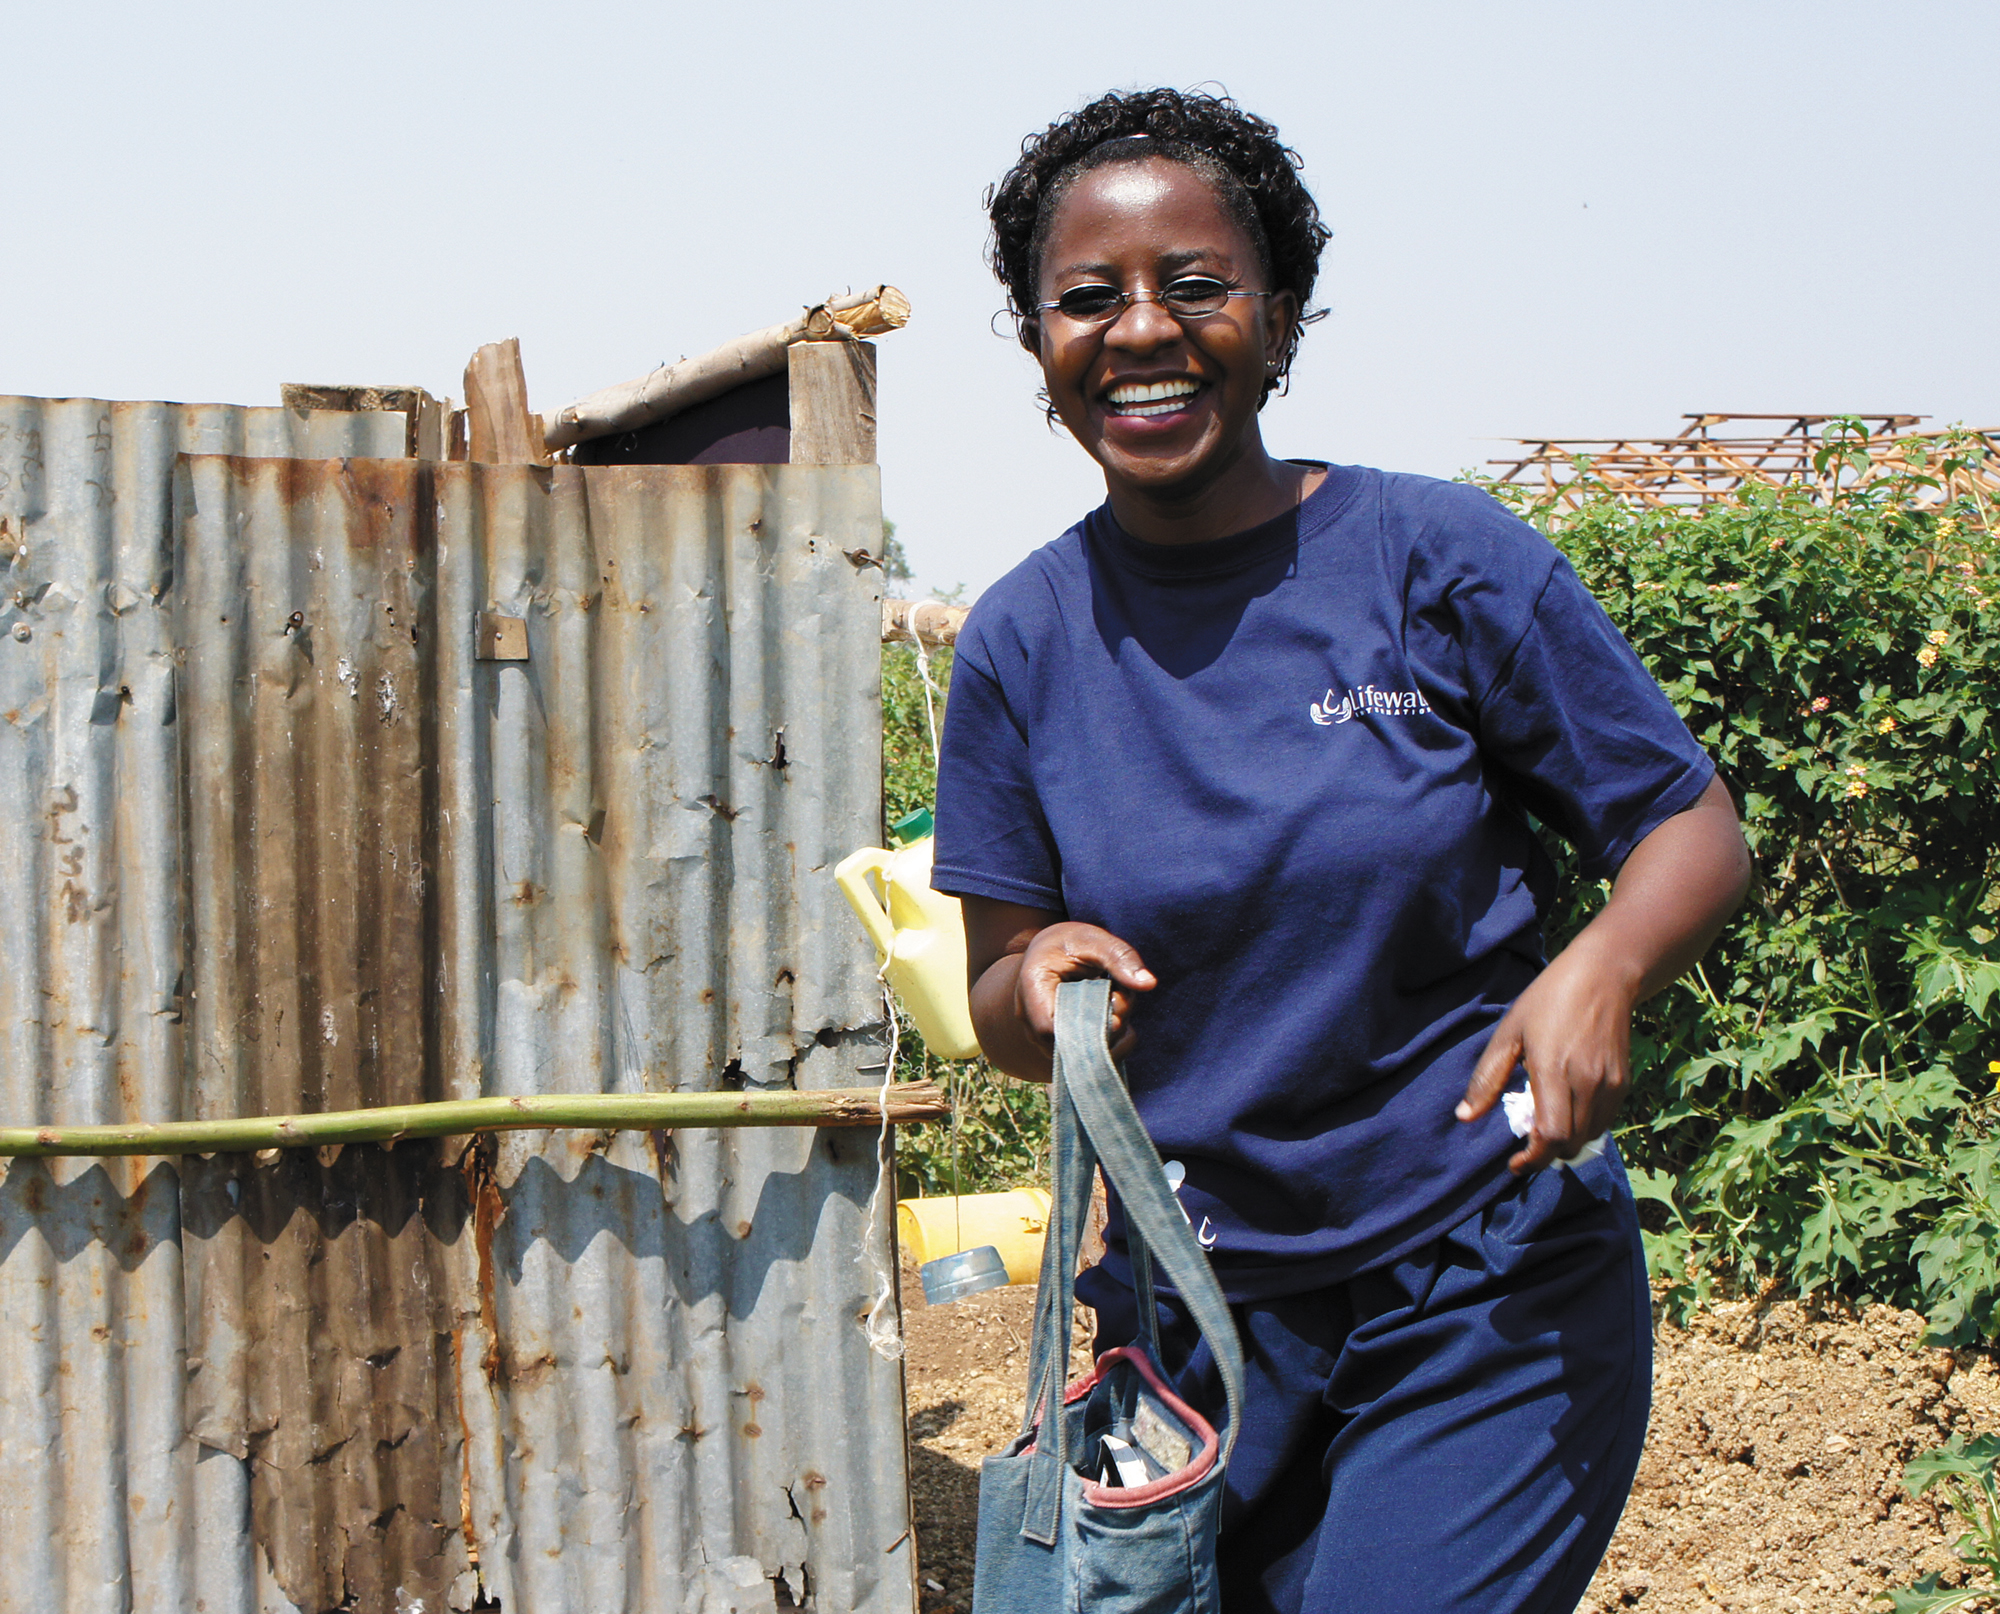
[1102,294,1182,351]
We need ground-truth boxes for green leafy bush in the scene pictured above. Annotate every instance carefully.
[1502,426,2000,1340]
[881,637,948,843]
[880,639,1053,1197]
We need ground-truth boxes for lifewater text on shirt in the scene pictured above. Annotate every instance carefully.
[1309,684,1435,726]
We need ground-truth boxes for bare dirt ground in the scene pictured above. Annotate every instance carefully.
[901,1259,2000,1613]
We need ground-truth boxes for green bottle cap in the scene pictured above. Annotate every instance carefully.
[890,806,935,846]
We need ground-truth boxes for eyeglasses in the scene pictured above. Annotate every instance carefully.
[1034,276,1269,327]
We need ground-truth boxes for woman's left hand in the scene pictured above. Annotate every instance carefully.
[1456,774,1751,1173]
[1457,933,1637,1173]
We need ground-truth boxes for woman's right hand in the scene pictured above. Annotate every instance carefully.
[961,897,1155,1082]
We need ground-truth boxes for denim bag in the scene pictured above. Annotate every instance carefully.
[972,978,1245,1614]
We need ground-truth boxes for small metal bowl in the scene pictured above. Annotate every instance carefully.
[920,1244,1010,1305]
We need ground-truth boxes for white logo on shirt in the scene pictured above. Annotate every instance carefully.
[1309,684,1433,726]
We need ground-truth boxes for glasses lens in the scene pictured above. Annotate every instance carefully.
[1055,285,1126,323]
[1159,277,1231,317]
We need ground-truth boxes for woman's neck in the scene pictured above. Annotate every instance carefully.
[1104,435,1323,546]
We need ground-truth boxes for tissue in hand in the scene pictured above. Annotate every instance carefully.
[1499,1087,1607,1165]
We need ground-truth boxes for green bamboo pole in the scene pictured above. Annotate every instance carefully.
[0,1081,951,1159]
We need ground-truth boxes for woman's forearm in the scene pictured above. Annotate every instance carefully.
[970,950,1051,1081]
[1569,773,1751,1009]
[1459,772,1750,1169]
[960,895,1155,1082]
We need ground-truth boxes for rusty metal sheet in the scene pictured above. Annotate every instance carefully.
[417,461,901,1614]
[170,454,459,1613]
[0,418,908,1614]
[0,398,415,1614]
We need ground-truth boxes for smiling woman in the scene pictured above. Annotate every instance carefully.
[933,86,1751,1614]
[1029,156,1308,532]
[986,99,1329,543]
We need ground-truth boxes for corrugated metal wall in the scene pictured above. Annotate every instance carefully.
[0,400,908,1614]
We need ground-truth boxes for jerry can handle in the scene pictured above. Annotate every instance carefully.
[834,846,898,958]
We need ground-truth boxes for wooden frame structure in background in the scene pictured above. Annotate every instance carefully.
[1488,412,2000,509]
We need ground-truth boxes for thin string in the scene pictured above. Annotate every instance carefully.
[901,608,956,1246]
[859,972,906,1361]
[906,608,945,766]
[857,605,953,1359]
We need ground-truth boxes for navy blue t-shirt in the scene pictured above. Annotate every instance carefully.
[931,466,1714,1301]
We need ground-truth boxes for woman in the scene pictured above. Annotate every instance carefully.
[931,89,1750,1613]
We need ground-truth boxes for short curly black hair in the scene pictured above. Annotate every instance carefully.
[987,87,1330,400]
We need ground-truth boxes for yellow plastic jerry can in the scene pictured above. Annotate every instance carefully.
[835,808,982,1060]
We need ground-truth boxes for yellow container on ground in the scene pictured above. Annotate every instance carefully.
[835,830,982,1059]
[896,1188,1052,1287]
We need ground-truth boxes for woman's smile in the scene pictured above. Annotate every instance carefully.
[1104,378,1205,417]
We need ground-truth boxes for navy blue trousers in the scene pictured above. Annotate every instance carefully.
[1076,1145,1652,1614]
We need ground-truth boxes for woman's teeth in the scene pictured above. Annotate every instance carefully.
[1106,381,1200,417]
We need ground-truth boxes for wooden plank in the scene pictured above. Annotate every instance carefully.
[462,337,551,465]
[543,286,907,452]
[410,391,446,459]
[788,339,877,465]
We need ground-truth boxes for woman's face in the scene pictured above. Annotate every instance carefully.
[1032,158,1297,503]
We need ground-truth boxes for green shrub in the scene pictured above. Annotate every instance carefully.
[1503,426,2000,1340]
[880,639,1053,1198]
[881,637,949,843]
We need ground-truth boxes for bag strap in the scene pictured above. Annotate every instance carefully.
[1019,978,1245,1545]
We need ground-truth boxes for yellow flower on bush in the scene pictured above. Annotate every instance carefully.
[1929,628,1951,646]
[1878,716,1898,733]
[1919,645,1939,668]
[1845,763,1869,799]
[1989,1059,2000,1075]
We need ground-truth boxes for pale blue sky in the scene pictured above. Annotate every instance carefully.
[6,1,1994,595]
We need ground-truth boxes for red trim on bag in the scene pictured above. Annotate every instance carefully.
[1072,1346,1220,1511]
[1062,1361,1106,1406]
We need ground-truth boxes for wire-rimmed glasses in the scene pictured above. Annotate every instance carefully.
[1034,275,1269,326]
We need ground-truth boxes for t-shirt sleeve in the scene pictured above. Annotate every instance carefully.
[1472,552,1715,880]
[931,622,1065,910]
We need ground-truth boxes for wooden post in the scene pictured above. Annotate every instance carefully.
[462,338,552,465]
[788,340,877,465]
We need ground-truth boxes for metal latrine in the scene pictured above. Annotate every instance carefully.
[0,398,908,1614]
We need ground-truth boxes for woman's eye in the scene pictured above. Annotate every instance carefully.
[1160,278,1231,314]
[1057,285,1125,320]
